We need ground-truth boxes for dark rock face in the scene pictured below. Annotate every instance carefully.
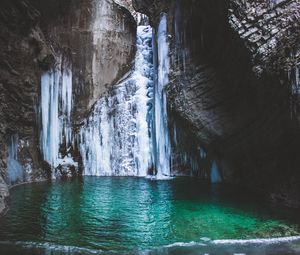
[229,0,300,75]
[135,0,300,207]
[132,0,168,26]
[0,0,136,213]
[36,0,136,123]
[0,0,51,212]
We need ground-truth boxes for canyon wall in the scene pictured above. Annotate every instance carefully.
[134,0,300,207]
[0,0,136,213]
[0,0,299,213]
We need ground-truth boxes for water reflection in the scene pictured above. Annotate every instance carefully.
[0,177,299,254]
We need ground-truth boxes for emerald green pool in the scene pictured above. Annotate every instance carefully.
[0,177,299,254]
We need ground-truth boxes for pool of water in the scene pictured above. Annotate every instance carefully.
[0,177,300,254]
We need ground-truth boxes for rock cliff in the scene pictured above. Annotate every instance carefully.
[1,0,299,212]
[0,0,136,213]
[134,0,300,207]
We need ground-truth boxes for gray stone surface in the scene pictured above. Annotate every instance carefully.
[134,0,300,207]
[41,0,136,122]
[228,0,300,74]
[0,0,136,211]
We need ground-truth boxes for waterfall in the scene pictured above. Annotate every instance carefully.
[40,59,74,175]
[79,25,154,176]
[39,13,174,178]
[80,14,173,178]
[154,13,172,178]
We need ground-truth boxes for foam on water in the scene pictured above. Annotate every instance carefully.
[212,236,300,245]
[0,241,103,254]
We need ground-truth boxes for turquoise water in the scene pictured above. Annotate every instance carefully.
[0,177,299,254]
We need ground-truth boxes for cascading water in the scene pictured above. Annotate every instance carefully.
[154,13,172,178]
[79,14,173,178]
[38,15,173,178]
[79,25,154,176]
[40,58,75,175]
[38,12,213,180]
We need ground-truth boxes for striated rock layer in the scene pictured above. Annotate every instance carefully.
[134,0,300,207]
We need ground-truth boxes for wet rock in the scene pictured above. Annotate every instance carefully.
[134,0,300,207]
[0,0,48,192]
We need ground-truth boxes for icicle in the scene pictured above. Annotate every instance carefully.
[173,122,177,146]
[154,13,172,179]
[7,135,24,185]
[80,100,113,176]
[210,160,222,183]
[200,147,207,159]
[40,60,74,177]
[80,25,154,177]
[295,64,300,94]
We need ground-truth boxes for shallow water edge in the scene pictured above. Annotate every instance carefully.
[1,237,300,255]
[1,177,300,255]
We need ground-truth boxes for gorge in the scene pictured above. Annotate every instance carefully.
[0,0,300,254]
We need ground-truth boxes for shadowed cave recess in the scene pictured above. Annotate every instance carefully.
[0,0,300,251]
[1,0,300,254]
